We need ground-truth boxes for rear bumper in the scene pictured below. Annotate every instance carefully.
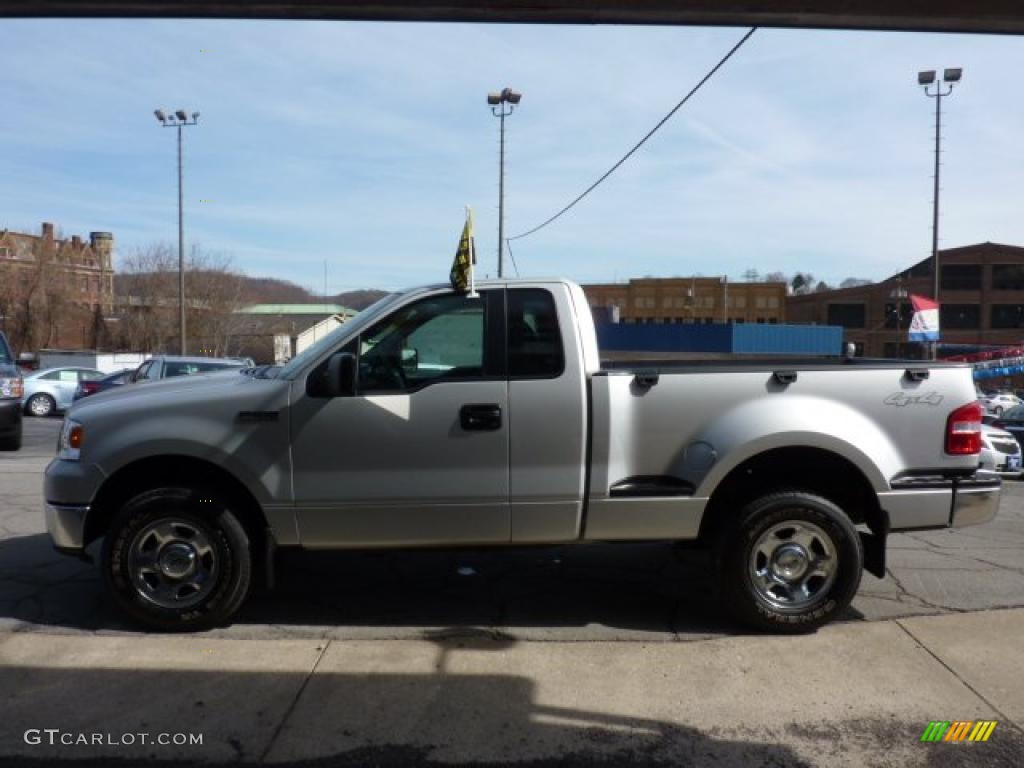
[0,398,21,436]
[881,471,1001,531]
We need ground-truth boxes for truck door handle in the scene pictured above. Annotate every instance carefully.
[460,404,502,431]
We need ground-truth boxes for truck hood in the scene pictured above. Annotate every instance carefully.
[68,369,271,420]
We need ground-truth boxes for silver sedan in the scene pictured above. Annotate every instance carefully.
[21,367,104,417]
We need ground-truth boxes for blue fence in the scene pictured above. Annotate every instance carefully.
[596,322,844,356]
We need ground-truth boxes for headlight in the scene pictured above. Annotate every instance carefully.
[0,376,23,399]
[58,419,85,461]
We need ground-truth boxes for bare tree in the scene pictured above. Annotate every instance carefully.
[115,243,246,356]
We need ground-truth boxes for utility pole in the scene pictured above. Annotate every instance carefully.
[487,88,522,278]
[917,67,962,360]
[155,108,200,355]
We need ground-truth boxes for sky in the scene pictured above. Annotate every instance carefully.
[1,20,1022,294]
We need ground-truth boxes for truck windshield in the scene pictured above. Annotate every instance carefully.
[278,291,402,379]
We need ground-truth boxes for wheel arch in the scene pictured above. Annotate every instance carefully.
[84,455,269,551]
[698,446,888,548]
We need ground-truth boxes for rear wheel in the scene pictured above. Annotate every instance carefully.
[102,487,252,631]
[719,491,863,633]
[25,393,55,417]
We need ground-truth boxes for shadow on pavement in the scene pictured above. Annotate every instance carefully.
[0,533,865,636]
[0,633,821,767]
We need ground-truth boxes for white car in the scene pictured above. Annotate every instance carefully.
[983,392,1021,417]
[980,423,1023,477]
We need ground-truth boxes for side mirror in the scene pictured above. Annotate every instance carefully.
[325,352,357,397]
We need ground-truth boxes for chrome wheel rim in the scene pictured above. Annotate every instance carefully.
[749,519,837,611]
[29,396,52,416]
[128,518,218,609]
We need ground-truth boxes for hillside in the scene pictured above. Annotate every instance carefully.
[115,273,388,310]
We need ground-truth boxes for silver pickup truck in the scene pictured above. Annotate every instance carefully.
[44,278,999,632]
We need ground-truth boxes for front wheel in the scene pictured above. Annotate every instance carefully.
[719,491,863,633]
[102,487,252,631]
[25,393,55,417]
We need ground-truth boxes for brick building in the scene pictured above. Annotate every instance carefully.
[786,242,1024,358]
[583,277,787,325]
[0,222,115,351]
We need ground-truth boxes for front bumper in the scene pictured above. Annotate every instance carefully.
[44,459,107,554]
[0,398,21,436]
[881,471,1001,531]
[45,503,91,553]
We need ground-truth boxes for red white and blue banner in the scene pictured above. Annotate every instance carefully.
[908,295,940,342]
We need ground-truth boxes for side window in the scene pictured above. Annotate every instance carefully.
[78,370,102,381]
[359,293,486,393]
[508,289,564,378]
[58,370,78,382]
[41,370,63,380]
[133,362,152,381]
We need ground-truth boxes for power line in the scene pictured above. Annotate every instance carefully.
[507,27,757,244]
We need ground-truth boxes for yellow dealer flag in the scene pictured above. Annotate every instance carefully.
[450,207,477,295]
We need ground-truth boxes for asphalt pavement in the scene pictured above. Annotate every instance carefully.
[1,415,1023,766]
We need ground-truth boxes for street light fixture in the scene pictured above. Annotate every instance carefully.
[488,87,522,278]
[918,67,962,359]
[154,107,200,355]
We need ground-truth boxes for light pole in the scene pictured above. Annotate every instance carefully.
[487,88,521,278]
[154,108,199,355]
[917,67,961,359]
[890,279,909,357]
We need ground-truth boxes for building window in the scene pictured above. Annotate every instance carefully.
[941,304,980,330]
[768,318,778,324]
[703,297,714,309]
[941,264,982,291]
[827,303,866,329]
[991,304,1024,329]
[883,302,913,329]
[755,296,767,309]
[734,296,746,309]
[883,342,926,359]
[703,317,714,324]
[634,298,644,308]
[992,264,1024,291]
[0,247,11,259]
[768,297,779,309]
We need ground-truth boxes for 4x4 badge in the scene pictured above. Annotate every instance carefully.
[884,392,944,407]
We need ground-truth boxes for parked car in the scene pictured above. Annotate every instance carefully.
[45,278,999,633]
[989,405,1024,449]
[73,368,135,402]
[979,423,1023,477]
[130,356,248,383]
[0,331,23,450]
[983,392,1021,417]
[22,367,104,417]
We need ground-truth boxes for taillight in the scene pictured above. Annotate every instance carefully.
[946,401,983,455]
[80,382,100,395]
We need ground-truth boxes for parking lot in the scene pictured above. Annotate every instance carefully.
[3,417,1024,640]
[2,416,1024,766]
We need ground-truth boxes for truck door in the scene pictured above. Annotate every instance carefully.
[506,287,588,542]
[290,289,510,547]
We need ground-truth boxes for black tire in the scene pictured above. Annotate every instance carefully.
[25,393,55,417]
[0,431,21,451]
[101,487,252,631]
[719,491,863,633]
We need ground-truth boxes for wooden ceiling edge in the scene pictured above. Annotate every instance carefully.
[0,4,1021,35]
